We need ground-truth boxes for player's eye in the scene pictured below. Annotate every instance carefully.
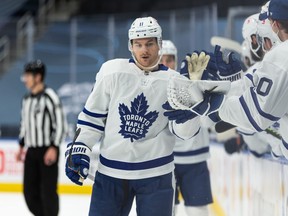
[134,44,141,48]
[147,42,154,47]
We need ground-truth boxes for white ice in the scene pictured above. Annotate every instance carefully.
[0,192,189,216]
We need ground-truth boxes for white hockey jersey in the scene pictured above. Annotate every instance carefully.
[173,125,210,164]
[75,59,199,179]
[219,40,288,158]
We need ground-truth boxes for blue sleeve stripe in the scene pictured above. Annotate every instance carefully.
[83,108,108,118]
[77,119,104,131]
[99,154,174,171]
[67,141,86,147]
[174,146,209,157]
[239,96,263,132]
[282,138,288,150]
[245,73,254,86]
[249,88,280,121]
[249,149,265,158]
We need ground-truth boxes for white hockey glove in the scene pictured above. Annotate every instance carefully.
[183,51,210,80]
[167,75,230,111]
[65,142,91,186]
[164,90,225,124]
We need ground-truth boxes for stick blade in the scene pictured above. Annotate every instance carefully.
[210,36,242,54]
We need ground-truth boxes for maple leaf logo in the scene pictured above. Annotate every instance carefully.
[118,93,159,142]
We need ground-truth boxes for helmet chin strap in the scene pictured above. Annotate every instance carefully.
[131,52,163,72]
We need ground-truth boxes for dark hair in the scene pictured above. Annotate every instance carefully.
[24,60,46,81]
[271,19,288,34]
[278,20,288,33]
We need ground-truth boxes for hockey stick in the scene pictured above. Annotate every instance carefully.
[210,36,242,54]
[68,127,81,168]
[215,120,282,140]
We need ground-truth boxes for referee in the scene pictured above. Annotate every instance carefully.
[16,60,67,216]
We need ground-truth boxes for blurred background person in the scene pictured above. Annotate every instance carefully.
[161,40,213,216]
[16,60,67,216]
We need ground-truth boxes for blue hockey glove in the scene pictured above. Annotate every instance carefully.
[163,93,211,124]
[212,45,242,81]
[163,101,198,124]
[204,91,225,123]
[65,142,91,186]
[179,53,190,79]
[201,51,219,80]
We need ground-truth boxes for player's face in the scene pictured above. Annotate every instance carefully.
[22,73,39,90]
[161,55,176,70]
[263,37,272,51]
[131,38,160,68]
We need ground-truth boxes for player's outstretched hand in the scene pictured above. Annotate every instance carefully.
[65,142,91,186]
[212,45,242,81]
[205,91,225,123]
[180,51,210,80]
[163,93,212,124]
[163,101,198,124]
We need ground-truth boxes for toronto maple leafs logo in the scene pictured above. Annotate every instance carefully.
[118,93,159,142]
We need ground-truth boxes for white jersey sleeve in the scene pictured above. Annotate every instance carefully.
[219,41,288,134]
[76,61,111,150]
[169,117,201,140]
[173,125,210,164]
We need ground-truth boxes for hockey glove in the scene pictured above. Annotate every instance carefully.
[163,93,211,124]
[162,101,198,124]
[65,142,91,186]
[206,93,225,123]
[179,56,190,79]
[224,135,245,154]
[210,45,243,81]
[180,51,210,80]
[181,51,219,81]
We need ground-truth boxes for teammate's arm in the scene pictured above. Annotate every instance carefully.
[219,62,288,132]
[65,64,110,185]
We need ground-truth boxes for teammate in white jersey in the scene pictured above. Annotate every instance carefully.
[161,40,213,216]
[222,10,281,158]
[65,17,200,216]
[236,10,283,158]
[216,0,288,159]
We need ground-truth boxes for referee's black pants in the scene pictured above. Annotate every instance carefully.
[23,147,59,216]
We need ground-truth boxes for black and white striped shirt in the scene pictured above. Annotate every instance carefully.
[19,87,67,148]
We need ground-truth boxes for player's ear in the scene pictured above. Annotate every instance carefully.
[35,73,42,83]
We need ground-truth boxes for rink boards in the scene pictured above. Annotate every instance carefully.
[0,139,93,194]
[1,139,288,216]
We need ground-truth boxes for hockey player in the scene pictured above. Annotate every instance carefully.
[236,10,283,158]
[65,17,201,216]
[241,40,256,68]
[161,40,213,216]
[220,11,279,157]
[160,40,178,70]
[215,0,288,158]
